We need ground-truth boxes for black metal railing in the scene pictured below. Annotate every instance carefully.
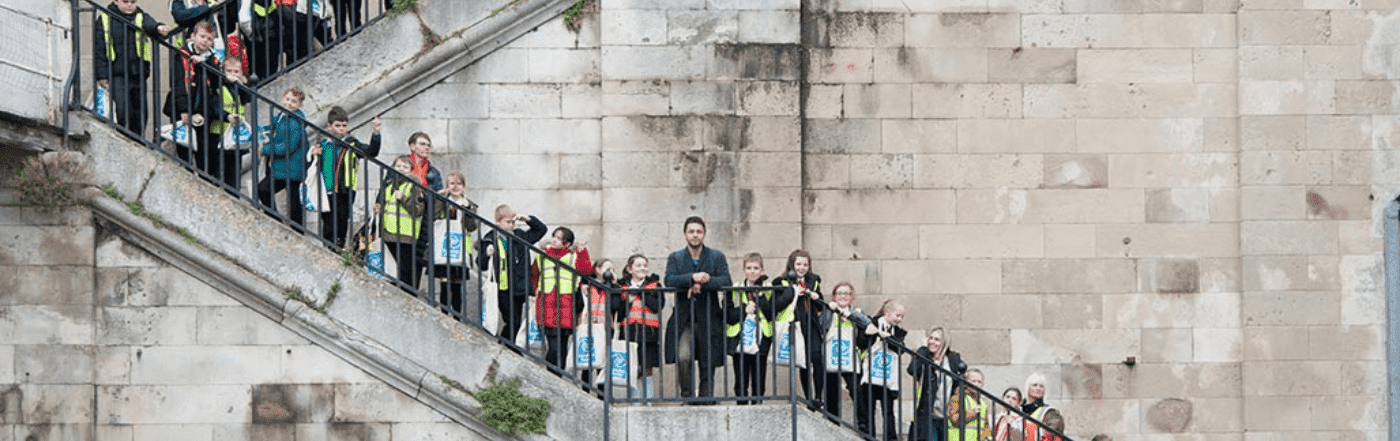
[63,3,1073,440]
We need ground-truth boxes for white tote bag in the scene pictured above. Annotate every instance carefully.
[91,85,115,120]
[363,220,398,282]
[221,119,254,151]
[859,338,901,391]
[597,337,639,387]
[773,322,806,367]
[825,325,856,373]
[480,265,500,331]
[432,219,469,266]
[300,156,330,213]
[738,314,761,355]
[569,321,608,370]
[514,297,545,353]
[160,123,196,150]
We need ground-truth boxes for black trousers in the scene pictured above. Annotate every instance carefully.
[731,352,768,404]
[384,240,421,291]
[497,290,527,341]
[256,176,305,226]
[107,74,148,136]
[858,384,900,441]
[319,191,356,248]
[542,326,574,370]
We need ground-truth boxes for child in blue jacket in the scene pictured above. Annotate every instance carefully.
[257,86,309,228]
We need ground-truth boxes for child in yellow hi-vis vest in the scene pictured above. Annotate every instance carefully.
[376,155,425,292]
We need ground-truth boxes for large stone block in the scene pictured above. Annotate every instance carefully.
[195,307,306,346]
[920,225,1044,259]
[808,48,874,83]
[805,189,956,225]
[602,9,668,45]
[1010,328,1138,364]
[1064,0,1207,12]
[1310,394,1385,431]
[1243,255,1338,292]
[805,84,843,119]
[736,10,801,44]
[9,305,92,345]
[1304,186,1369,221]
[1240,80,1308,115]
[667,10,738,45]
[1309,325,1383,361]
[1043,154,1107,189]
[457,154,559,190]
[562,83,602,119]
[842,84,911,119]
[1002,259,1137,294]
[602,45,709,80]
[1078,118,1206,153]
[872,48,989,83]
[386,83,490,119]
[1240,46,1305,81]
[1335,80,1397,115]
[1103,291,1241,329]
[911,83,1022,119]
[735,151,800,188]
[915,154,1044,189]
[1194,327,1243,362]
[962,294,1042,329]
[1339,255,1384,326]
[98,385,251,424]
[1045,224,1097,258]
[18,385,92,424]
[737,81,799,116]
[1244,326,1309,361]
[957,119,1075,154]
[1099,224,1238,258]
[1242,291,1339,326]
[827,12,904,48]
[1077,49,1194,83]
[0,225,94,267]
[12,266,92,306]
[602,116,705,152]
[448,119,520,155]
[1194,48,1238,83]
[15,345,92,385]
[1025,83,1237,118]
[1240,150,1332,185]
[804,154,850,189]
[669,81,737,115]
[487,84,561,119]
[957,189,1146,224]
[1241,115,1305,151]
[1241,221,1338,255]
[987,48,1077,84]
[828,225,920,260]
[1340,360,1385,396]
[1145,188,1211,223]
[710,44,803,81]
[518,119,602,155]
[527,48,601,83]
[129,346,283,385]
[1243,395,1310,431]
[1243,361,1340,396]
[603,152,673,187]
[1307,115,1371,152]
[1042,293,1105,330]
[1239,10,1329,45]
[1304,45,1362,80]
[1108,153,1238,188]
[877,259,1000,296]
[805,118,882,154]
[849,154,914,188]
[882,120,957,155]
[904,13,1019,48]
[1023,14,1235,48]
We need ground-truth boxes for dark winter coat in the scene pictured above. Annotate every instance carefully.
[662,245,732,368]
[907,346,968,441]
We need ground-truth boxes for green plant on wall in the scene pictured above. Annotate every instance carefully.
[562,0,596,32]
[3,155,90,213]
[474,378,550,435]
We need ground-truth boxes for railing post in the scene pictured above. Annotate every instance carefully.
[1386,197,1400,441]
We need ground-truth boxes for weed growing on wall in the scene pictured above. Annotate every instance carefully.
[474,378,550,435]
[390,0,420,15]
[562,0,596,32]
[3,155,91,213]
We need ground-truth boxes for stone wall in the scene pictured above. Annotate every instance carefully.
[0,198,491,440]
[364,0,1396,439]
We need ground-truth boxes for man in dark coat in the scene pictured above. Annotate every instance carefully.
[664,216,731,403]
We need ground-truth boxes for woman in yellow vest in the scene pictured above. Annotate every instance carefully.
[377,155,425,292]
[947,369,992,441]
[725,252,774,405]
[611,254,664,398]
